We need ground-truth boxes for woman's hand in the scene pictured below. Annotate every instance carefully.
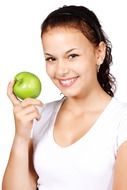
[7,81,43,140]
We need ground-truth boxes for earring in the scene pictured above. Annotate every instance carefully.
[97,61,103,72]
[97,64,101,72]
[97,58,103,72]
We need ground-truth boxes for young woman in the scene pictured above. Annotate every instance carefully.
[2,5,127,190]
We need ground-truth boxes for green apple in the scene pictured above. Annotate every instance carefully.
[13,71,42,100]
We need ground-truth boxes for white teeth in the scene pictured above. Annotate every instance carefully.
[59,77,77,87]
[61,79,73,84]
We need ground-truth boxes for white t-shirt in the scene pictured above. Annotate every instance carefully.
[32,97,127,190]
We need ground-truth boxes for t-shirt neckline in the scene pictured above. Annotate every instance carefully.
[49,97,115,150]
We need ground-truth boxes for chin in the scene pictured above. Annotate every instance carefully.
[62,90,79,98]
[62,88,86,99]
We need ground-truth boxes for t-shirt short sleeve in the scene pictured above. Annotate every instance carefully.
[32,99,63,148]
[116,109,127,152]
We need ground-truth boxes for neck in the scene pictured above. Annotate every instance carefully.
[63,88,112,114]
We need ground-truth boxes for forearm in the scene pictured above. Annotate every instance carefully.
[4,83,42,190]
[2,135,36,190]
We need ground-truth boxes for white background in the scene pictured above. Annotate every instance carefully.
[0,0,127,188]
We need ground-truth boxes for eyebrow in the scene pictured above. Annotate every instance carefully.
[45,48,77,56]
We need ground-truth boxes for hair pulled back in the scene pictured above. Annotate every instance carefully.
[41,5,116,97]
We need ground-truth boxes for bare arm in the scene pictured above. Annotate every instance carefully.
[113,141,127,190]
[2,138,37,190]
[2,81,42,190]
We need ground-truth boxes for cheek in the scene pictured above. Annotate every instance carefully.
[46,65,55,78]
[74,62,89,74]
[75,61,96,80]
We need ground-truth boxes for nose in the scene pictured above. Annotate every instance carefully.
[56,59,69,77]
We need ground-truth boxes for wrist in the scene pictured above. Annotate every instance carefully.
[10,135,31,158]
[13,134,31,145]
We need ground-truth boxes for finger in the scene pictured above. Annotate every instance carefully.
[15,105,41,117]
[19,105,37,115]
[25,111,41,121]
[7,80,21,106]
[21,98,43,107]
[17,107,41,121]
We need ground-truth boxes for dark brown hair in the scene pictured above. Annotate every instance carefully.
[41,5,116,97]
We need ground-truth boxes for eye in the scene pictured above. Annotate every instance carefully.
[68,54,79,60]
[45,57,56,63]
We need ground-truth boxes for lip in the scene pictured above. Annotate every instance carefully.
[58,76,79,87]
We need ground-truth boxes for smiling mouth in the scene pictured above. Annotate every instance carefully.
[59,76,79,87]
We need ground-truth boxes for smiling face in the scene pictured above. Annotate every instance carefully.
[42,27,105,98]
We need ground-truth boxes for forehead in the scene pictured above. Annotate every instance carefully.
[42,26,93,48]
[42,26,82,38]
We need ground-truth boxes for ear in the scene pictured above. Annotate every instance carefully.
[96,41,106,66]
